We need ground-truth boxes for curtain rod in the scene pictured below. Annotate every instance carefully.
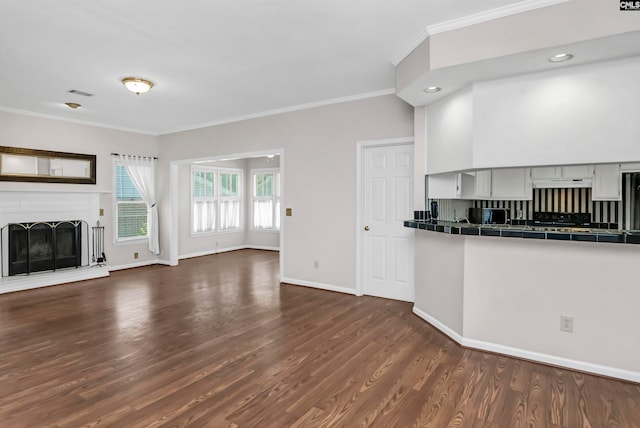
[111,152,158,160]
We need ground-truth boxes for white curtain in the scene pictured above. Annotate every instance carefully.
[220,200,240,230]
[253,200,273,228]
[120,154,160,254]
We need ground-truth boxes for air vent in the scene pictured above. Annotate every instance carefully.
[68,89,94,97]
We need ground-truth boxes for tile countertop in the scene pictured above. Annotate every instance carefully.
[404,220,640,245]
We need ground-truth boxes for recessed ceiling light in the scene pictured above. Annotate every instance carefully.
[423,86,441,93]
[548,53,573,63]
[64,102,81,109]
[122,77,154,95]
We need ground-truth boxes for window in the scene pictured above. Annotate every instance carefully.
[192,169,216,233]
[115,164,148,240]
[191,167,242,233]
[252,169,280,230]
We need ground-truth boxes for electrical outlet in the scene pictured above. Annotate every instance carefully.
[134,252,139,259]
[560,315,573,333]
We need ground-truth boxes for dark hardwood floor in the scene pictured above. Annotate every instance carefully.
[0,249,638,427]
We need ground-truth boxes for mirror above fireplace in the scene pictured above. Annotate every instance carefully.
[0,146,96,184]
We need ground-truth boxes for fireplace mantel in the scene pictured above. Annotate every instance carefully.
[0,191,110,294]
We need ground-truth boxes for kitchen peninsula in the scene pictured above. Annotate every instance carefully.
[402,56,640,384]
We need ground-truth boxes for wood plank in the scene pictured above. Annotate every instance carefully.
[0,249,637,427]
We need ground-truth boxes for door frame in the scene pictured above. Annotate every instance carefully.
[355,137,414,297]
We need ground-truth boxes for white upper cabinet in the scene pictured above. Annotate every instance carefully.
[474,170,492,199]
[592,164,621,201]
[561,165,593,179]
[428,173,461,199]
[530,164,594,187]
[491,168,532,200]
[530,167,561,180]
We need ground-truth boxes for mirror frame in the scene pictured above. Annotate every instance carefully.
[0,146,96,184]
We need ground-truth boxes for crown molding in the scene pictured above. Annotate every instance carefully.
[427,0,570,35]
[0,88,397,137]
[393,0,570,66]
[159,88,396,136]
[0,105,157,136]
[392,28,431,67]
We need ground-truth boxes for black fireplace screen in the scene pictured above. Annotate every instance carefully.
[5,221,85,276]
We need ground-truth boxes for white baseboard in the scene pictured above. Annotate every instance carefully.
[245,245,279,251]
[179,245,279,260]
[461,338,640,384]
[413,306,640,384]
[108,259,165,271]
[412,307,464,345]
[281,276,357,296]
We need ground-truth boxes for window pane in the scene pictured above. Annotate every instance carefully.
[275,199,281,229]
[275,172,281,197]
[220,200,240,230]
[193,200,216,233]
[221,173,239,197]
[117,202,148,238]
[116,164,147,239]
[254,173,272,197]
[253,200,273,228]
[205,172,214,197]
[116,165,143,201]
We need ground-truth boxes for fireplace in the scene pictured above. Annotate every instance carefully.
[7,221,84,276]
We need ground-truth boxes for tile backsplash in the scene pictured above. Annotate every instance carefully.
[434,188,620,224]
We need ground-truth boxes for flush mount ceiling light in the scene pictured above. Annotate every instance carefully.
[423,86,441,93]
[121,77,154,95]
[548,53,574,63]
[64,102,81,109]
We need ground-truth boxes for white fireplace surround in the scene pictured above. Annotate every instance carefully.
[0,191,109,294]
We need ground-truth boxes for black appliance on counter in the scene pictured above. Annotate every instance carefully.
[469,207,510,225]
[532,212,591,227]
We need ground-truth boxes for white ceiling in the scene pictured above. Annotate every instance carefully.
[0,0,552,135]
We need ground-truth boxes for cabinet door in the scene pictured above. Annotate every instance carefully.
[592,164,621,201]
[491,168,532,200]
[474,170,492,198]
[428,173,461,199]
[531,167,560,180]
[561,165,593,179]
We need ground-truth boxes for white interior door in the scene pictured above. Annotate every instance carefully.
[363,144,414,301]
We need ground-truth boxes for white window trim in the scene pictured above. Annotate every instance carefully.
[190,165,243,236]
[250,168,280,231]
[113,159,149,245]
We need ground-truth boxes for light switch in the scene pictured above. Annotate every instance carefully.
[99,208,104,216]
[286,208,292,216]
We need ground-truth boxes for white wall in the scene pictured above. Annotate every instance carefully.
[157,95,414,291]
[414,230,640,382]
[426,86,473,174]
[0,111,159,269]
[419,57,640,175]
[414,231,464,335]
[473,56,640,169]
[463,236,640,379]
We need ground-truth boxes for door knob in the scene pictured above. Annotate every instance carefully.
[364,226,370,231]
